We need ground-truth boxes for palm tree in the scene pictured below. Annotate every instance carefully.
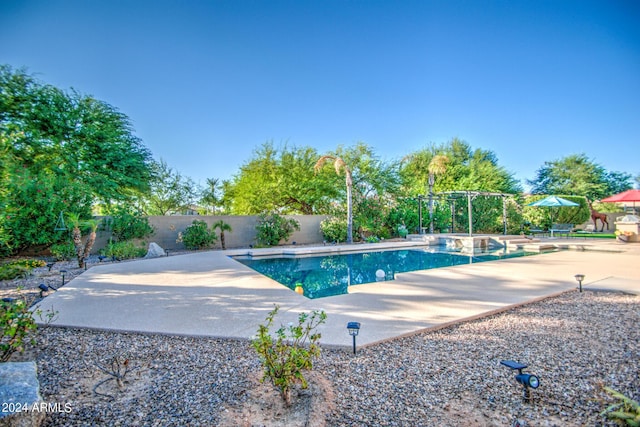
[67,213,84,267]
[212,220,232,250]
[81,219,100,266]
[314,155,353,243]
[427,155,448,233]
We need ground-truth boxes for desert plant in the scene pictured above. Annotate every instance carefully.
[180,220,217,250]
[50,241,76,261]
[315,155,354,243]
[102,241,147,260]
[67,213,84,266]
[91,351,146,400]
[320,216,348,243]
[212,220,232,250]
[251,305,326,405]
[601,387,640,426]
[0,259,46,280]
[107,207,154,242]
[81,219,100,264]
[0,296,37,362]
[255,213,300,247]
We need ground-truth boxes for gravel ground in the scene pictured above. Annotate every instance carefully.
[24,290,639,426]
[3,254,639,426]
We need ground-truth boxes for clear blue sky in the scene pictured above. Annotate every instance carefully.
[2,0,639,190]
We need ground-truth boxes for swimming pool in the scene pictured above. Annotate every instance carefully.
[233,247,544,299]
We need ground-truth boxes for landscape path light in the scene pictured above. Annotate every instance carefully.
[347,322,361,355]
[38,284,48,298]
[60,270,67,287]
[574,274,585,293]
[500,360,540,403]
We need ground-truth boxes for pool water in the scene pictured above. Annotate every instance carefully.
[233,248,542,299]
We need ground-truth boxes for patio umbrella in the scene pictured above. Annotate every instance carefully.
[600,189,640,211]
[527,196,579,236]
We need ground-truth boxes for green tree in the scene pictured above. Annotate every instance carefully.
[528,154,632,200]
[427,155,448,233]
[212,219,232,250]
[315,155,354,243]
[315,143,400,242]
[0,65,154,255]
[141,159,199,215]
[200,178,222,214]
[224,142,336,215]
[400,138,522,234]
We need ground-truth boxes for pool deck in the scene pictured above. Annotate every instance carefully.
[37,238,640,348]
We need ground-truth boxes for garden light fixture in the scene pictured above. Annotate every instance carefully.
[500,360,540,403]
[347,322,361,355]
[38,284,49,297]
[46,262,55,271]
[60,269,67,287]
[574,274,585,293]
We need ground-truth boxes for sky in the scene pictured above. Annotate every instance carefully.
[1,0,639,190]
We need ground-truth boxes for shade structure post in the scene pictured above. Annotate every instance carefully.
[467,192,473,236]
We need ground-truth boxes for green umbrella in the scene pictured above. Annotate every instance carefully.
[527,196,579,236]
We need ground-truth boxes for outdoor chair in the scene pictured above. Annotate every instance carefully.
[529,225,547,237]
[550,223,574,238]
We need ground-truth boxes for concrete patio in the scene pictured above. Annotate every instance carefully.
[36,239,640,348]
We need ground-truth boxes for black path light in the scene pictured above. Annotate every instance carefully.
[500,360,540,403]
[574,274,585,293]
[46,262,55,271]
[347,322,361,355]
[60,269,67,287]
[38,284,49,298]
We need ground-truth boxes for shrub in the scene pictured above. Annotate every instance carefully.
[107,206,154,242]
[601,386,640,426]
[320,216,347,243]
[102,241,147,260]
[251,305,326,405]
[50,241,76,261]
[255,213,300,247]
[180,220,217,250]
[0,297,37,362]
[0,259,46,280]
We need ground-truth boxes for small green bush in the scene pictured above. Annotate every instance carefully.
[10,259,46,269]
[0,259,46,280]
[102,241,147,260]
[251,305,326,405]
[256,213,300,247]
[107,206,154,241]
[0,297,37,362]
[179,220,217,250]
[50,241,76,261]
[320,216,347,243]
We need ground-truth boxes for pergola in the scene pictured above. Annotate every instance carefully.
[436,190,515,236]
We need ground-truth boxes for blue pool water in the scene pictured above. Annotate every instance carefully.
[233,247,541,299]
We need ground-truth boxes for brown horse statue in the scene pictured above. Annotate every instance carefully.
[587,199,609,231]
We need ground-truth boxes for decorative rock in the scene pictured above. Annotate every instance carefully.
[144,242,166,259]
[0,361,45,426]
